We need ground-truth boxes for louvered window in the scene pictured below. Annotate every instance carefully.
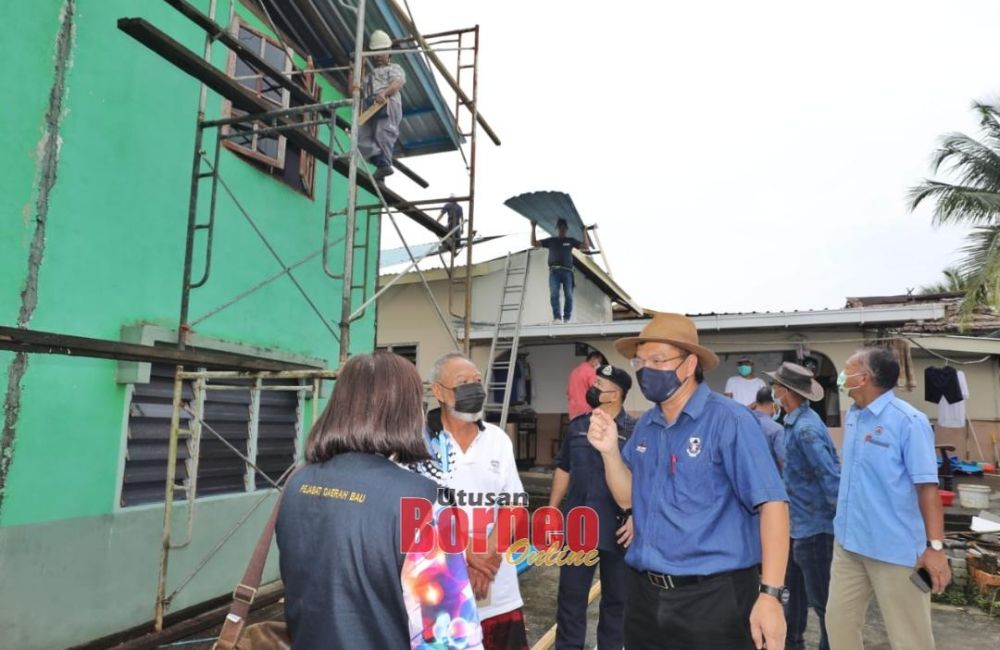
[377,344,417,366]
[120,363,302,506]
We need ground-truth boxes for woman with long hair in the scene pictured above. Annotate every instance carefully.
[277,351,482,649]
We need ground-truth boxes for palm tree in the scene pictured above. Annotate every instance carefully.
[919,265,994,307]
[909,101,1000,314]
[920,266,967,294]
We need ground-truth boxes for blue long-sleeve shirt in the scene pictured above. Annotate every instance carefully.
[782,403,841,539]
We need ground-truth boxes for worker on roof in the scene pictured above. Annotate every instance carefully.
[352,29,405,181]
[531,218,591,323]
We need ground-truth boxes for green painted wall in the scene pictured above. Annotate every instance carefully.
[1,1,383,646]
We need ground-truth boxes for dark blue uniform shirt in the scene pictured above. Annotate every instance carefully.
[556,409,637,551]
[539,236,581,269]
[622,383,788,576]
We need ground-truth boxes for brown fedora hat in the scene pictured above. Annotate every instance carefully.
[764,362,824,402]
[614,312,720,370]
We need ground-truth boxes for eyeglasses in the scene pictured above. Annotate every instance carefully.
[629,354,686,371]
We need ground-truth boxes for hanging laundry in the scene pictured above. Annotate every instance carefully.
[937,370,969,428]
[924,366,963,404]
[887,339,916,390]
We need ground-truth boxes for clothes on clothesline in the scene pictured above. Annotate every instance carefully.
[885,339,916,390]
[937,369,969,428]
[924,366,964,405]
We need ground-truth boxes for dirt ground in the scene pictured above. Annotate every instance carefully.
[519,562,1000,650]
[166,566,998,649]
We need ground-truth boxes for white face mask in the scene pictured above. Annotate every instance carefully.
[837,370,865,394]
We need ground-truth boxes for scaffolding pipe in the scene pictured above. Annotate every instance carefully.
[383,209,461,352]
[338,0,366,366]
[170,375,206,550]
[462,26,482,355]
[190,130,222,289]
[348,221,462,322]
[200,100,349,128]
[155,0,216,622]
[386,0,501,146]
[190,232,346,326]
[322,112,346,279]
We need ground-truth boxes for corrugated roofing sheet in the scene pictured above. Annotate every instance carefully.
[503,191,587,242]
[259,0,462,157]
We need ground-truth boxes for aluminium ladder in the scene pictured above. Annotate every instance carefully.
[484,250,531,430]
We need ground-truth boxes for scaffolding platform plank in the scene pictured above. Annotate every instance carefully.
[0,326,314,372]
[117,17,444,236]
[161,0,428,189]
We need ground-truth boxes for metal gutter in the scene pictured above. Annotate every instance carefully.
[464,303,950,341]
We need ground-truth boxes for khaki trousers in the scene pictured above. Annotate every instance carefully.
[826,542,934,650]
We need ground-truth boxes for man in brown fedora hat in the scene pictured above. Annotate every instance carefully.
[588,312,790,650]
[765,362,841,650]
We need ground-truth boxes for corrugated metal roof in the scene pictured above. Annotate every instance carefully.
[258,0,462,157]
[504,191,587,242]
[380,234,521,275]
[379,239,643,315]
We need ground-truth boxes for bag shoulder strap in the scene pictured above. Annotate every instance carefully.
[213,466,300,650]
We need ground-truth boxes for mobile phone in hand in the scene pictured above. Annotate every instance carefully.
[910,568,932,593]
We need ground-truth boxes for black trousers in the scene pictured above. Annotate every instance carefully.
[555,548,626,650]
[624,566,758,650]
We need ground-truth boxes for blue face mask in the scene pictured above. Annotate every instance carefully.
[771,408,782,422]
[637,367,684,404]
[737,364,752,377]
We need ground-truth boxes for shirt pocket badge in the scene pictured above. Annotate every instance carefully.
[686,436,702,458]
[490,460,501,473]
[863,431,890,449]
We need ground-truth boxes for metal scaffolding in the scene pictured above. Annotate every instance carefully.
[117,0,499,632]
[0,0,500,639]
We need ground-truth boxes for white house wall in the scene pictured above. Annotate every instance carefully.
[516,250,612,326]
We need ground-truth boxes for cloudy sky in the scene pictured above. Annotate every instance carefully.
[380,0,1000,314]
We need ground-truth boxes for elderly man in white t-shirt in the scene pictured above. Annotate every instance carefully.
[416,352,529,650]
[724,356,767,406]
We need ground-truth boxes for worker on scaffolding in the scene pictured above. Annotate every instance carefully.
[531,219,591,323]
[439,195,464,254]
[352,29,405,180]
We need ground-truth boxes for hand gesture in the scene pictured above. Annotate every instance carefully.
[587,407,620,455]
[375,92,387,105]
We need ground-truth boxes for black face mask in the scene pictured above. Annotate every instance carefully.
[451,382,486,414]
[585,385,614,409]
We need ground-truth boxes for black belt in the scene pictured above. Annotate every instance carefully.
[549,265,573,272]
[644,569,732,590]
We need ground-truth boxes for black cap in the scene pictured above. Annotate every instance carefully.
[596,364,632,393]
[755,386,773,404]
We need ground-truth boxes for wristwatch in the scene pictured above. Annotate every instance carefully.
[759,583,790,605]
[927,539,944,552]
